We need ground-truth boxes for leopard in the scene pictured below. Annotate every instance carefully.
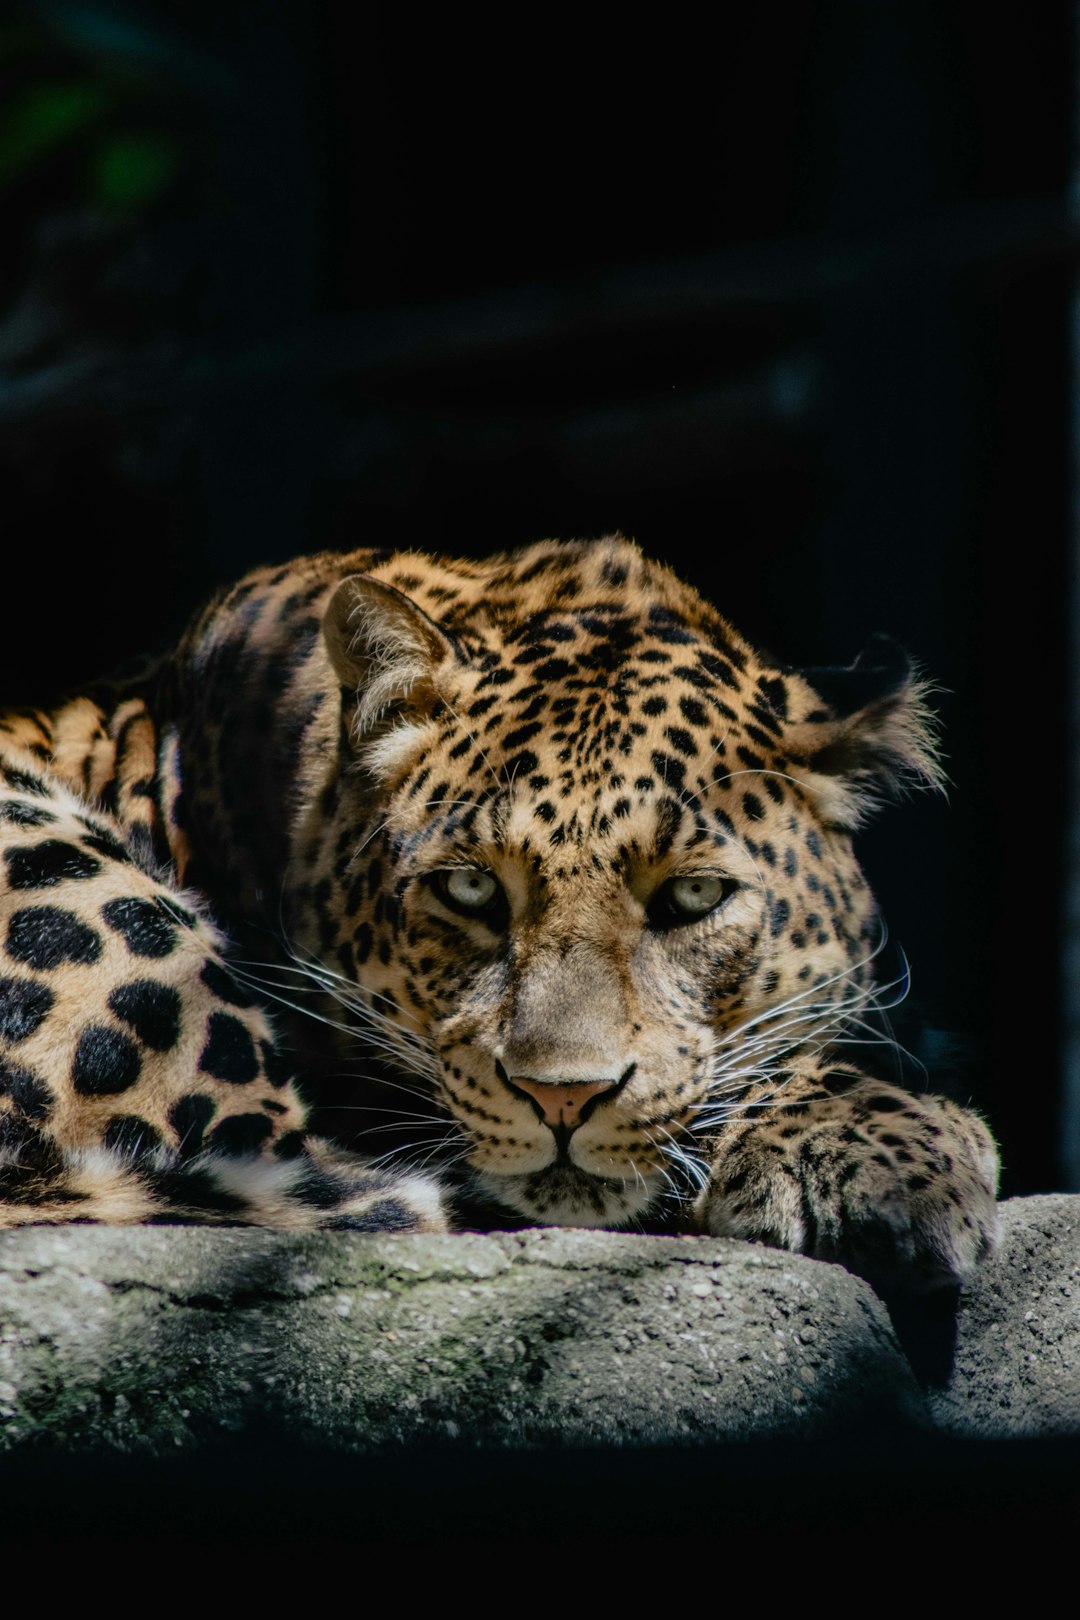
[0,534,999,1289]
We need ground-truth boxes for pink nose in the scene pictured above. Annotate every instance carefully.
[509,1077,619,1129]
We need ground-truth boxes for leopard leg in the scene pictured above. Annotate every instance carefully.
[691,1063,1000,1290]
[0,746,449,1232]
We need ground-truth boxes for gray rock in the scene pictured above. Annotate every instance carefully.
[929,1194,1080,1437]
[0,1225,922,1452]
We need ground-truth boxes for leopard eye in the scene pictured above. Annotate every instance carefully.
[433,867,505,920]
[648,874,735,929]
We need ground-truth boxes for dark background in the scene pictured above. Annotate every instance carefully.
[0,0,1074,1194]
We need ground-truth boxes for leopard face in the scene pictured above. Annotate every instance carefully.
[278,538,934,1228]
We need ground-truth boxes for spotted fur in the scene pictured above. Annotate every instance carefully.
[0,537,999,1284]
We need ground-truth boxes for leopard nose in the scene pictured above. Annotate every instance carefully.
[508,1075,622,1129]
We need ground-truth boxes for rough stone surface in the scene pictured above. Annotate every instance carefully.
[0,1225,922,1452]
[0,1196,1076,1456]
[928,1194,1080,1438]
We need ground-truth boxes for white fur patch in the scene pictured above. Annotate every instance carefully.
[363,719,436,781]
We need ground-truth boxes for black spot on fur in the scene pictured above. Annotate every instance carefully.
[199,1012,258,1084]
[758,676,789,718]
[72,1025,142,1095]
[664,726,698,757]
[5,840,101,889]
[7,906,103,969]
[207,1112,273,1155]
[108,980,182,1052]
[650,750,686,793]
[1,766,47,796]
[769,898,791,936]
[103,1115,163,1156]
[101,898,178,958]
[351,1198,416,1231]
[699,653,739,689]
[200,959,255,1008]
[0,1054,52,1118]
[502,721,542,752]
[168,1092,217,1152]
[649,622,694,646]
[80,830,134,865]
[0,976,55,1043]
[155,895,200,929]
[534,658,572,682]
[680,696,709,728]
[259,1040,293,1089]
[503,750,539,781]
[0,800,57,827]
[293,1166,351,1209]
[141,1168,246,1218]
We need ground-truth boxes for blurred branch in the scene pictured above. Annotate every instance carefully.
[0,196,1072,430]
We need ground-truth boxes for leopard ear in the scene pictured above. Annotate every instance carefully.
[783,634,945,830]
[323,575,457,755]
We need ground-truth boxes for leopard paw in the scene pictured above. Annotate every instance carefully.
[694,1083,1000,1291]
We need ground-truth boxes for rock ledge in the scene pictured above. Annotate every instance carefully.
[0,1195,1075,1453]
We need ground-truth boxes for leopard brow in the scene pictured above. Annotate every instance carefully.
[654,790,718,856]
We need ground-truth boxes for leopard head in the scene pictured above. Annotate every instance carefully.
[292,538,941,1227]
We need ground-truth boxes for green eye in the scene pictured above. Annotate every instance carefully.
[669,876,727,914]
[433,867,505,921]
[648,874,735,929]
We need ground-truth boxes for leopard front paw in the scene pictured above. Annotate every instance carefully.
[693,1083,1000,1292]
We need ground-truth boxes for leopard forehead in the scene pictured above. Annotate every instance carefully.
[380,607,810,870]
[300,544,898,960]
[308,593,880,1042]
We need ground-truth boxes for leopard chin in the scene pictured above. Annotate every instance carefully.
[475,1162,660,1228]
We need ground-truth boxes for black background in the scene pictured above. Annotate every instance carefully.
[0,0,1075,1192]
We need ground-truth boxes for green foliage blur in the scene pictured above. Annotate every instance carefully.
[0,11,183,218]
